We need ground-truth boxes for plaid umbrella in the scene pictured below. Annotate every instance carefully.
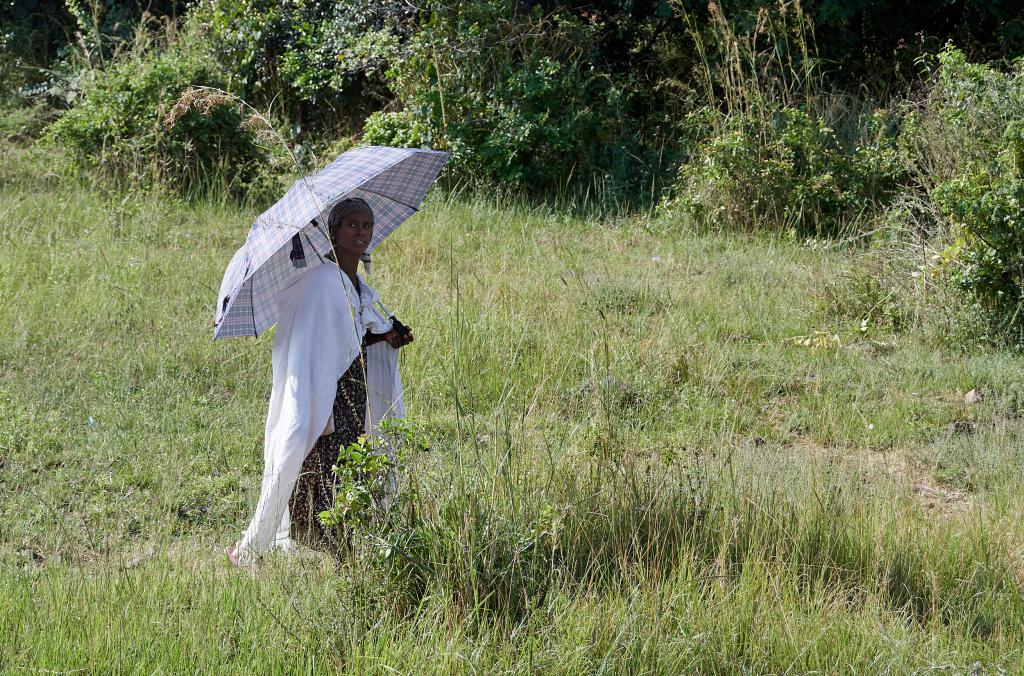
[213,146,449,339]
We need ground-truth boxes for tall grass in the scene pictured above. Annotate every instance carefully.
[3,144,1024,671]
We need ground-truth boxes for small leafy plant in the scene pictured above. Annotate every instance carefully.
[318,435,396,531]
[318,417,427,531]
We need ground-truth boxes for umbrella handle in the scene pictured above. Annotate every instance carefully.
[375,300,411,338]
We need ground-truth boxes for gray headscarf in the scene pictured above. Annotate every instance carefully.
[327,197,374,231]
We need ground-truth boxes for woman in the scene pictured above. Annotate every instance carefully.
[227,197,412,565]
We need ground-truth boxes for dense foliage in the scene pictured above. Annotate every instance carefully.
[0,0,188,101]
[366,2,675,202]
[3,0,1024,341]
[198,0,414,130]
[676,107,905,236]
[43,28,266,195]
[925,50,1024,344]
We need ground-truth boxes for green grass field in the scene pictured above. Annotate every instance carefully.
[3,144,1024,673]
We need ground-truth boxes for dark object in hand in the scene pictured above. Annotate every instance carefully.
[390,315,412,339]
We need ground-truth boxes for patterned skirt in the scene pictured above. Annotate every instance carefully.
[289,352,366,553]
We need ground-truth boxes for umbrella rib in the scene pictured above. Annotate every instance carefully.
[304,231,326,264]
[249,277,256,336]
[356,187,421,213]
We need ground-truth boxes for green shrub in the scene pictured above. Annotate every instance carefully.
[361,110,430,149]
[197,0,412,132]
[915,48,1024,345]
[675,108,904,236]
[380,1,671,206]
[44,26,266,195]
[934,165,1024,346]
[906,47,1024,189]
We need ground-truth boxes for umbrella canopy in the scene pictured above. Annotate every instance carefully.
[213,146,449,339]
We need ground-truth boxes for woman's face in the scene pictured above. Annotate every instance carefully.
[330,211,373,257]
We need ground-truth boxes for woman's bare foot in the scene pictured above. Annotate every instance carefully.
[225,545,241,567]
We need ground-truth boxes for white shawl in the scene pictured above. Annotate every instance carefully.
[236,262,403,562]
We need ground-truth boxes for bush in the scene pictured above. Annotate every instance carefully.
[912,47,1024,345]
[197,0,413,134]
[44,24,267,195]
[379,1,675,206]
[661,2,907,236]
[674,108,905,236]
[905,47,1024,190]
[361,110,430,149]
[934,150,1024,346]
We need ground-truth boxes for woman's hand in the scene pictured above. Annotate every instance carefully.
[384,327,414,348]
